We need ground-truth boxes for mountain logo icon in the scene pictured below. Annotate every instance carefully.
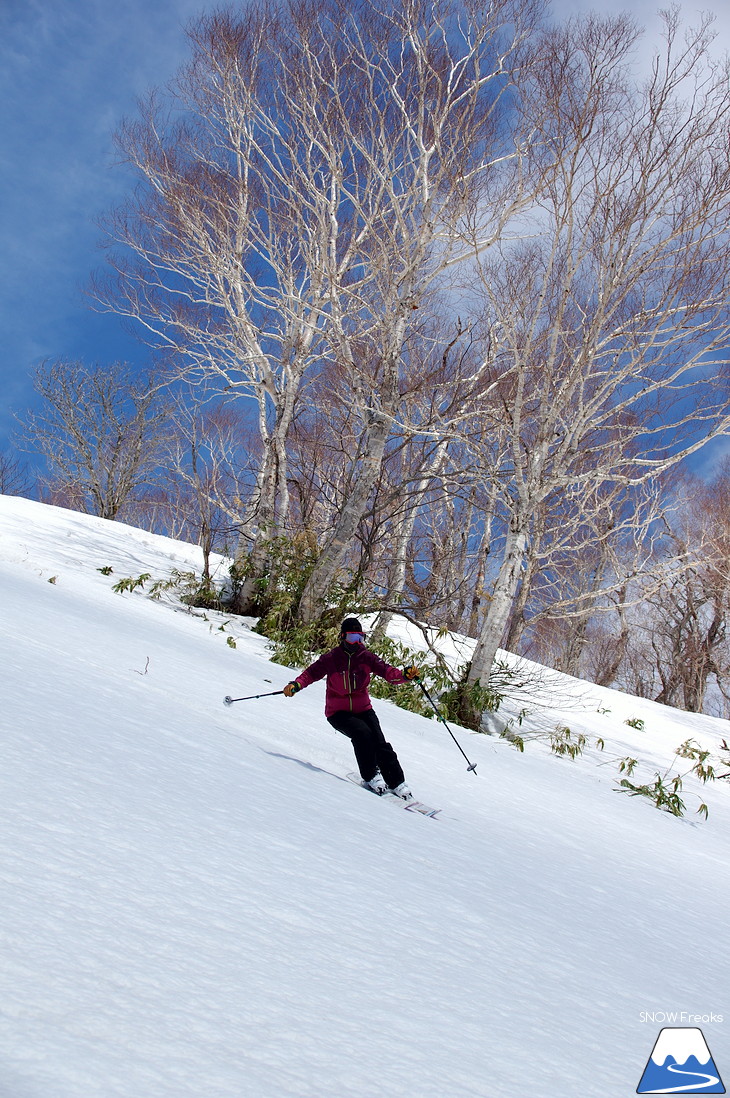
[637,1027,725,1093]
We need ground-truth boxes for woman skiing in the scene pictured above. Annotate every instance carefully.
[283,617,419,798]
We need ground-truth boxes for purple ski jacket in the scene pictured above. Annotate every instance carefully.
[294,644,407,717]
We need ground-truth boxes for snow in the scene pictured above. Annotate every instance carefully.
[651,1029,713,1066]
[0,493,728,1098]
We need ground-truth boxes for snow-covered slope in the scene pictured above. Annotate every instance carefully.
[0,495,727,1098]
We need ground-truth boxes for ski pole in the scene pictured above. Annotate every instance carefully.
[223,690,285,706]
[415,678,478,774]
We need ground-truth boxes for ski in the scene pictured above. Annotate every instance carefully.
[346,773,441,818]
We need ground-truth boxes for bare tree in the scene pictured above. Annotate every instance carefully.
[504,480,668,670]
[94,0,540,616]
[21,360,168,521]
[96,5,360,607]
[0,448,34,497]
[464,11,730,691]
[158,393,258,582]
[292,0,541,621]
[634,470,730,713]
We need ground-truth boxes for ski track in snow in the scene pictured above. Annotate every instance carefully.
[0,496,728,1098]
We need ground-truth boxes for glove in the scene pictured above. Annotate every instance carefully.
[403,666,420,681]
[283,681,301,697]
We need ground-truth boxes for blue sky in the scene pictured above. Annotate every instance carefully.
[1,0,729,473]
[0,0,203,450]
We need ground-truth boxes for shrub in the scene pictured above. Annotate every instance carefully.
[615,738,719,819]
[550,726,587,760]
[243,534,322,627]
[112,572,151,594]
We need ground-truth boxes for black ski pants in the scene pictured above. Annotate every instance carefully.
[327,708,405,788]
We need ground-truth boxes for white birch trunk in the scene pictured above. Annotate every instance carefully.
[467,520,529,686]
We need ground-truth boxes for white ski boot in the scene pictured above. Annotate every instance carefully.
[365,772,388,795]
[390,781,413,800]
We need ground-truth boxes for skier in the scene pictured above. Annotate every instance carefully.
[283,617,419,798]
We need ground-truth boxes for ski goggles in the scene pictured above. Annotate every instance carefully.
[344,631,366,644]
